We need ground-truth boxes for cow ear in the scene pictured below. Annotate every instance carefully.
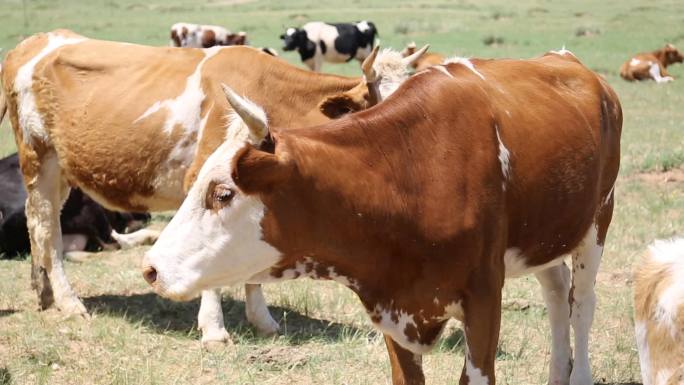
[319,93,368,119]
[231,145,292,195]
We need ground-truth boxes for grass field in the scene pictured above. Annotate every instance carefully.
[1,0,684,384]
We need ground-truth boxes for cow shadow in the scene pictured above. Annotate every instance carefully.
[82,293,368,344]
[595,383,641,385]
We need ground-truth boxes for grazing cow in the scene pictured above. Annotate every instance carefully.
[280,21,378,72]
[401,42,445,72]
[143,48,622,385]
[634,238,684,385]
[0,153,153,258]
[0,29,427,344]
[620,44,683,83]
[170,22,247,48]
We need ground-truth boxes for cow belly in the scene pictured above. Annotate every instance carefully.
[504,248,565,278]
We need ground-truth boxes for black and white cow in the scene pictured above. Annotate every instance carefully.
[280,21,378,72]
[0,153,156,258]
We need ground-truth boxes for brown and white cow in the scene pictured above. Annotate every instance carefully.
[171,22,247,48]
[143,48,622,385]
[619,44,683,83]
[401,42,445,72]
[0,29,427,345]
[634,238,684,385]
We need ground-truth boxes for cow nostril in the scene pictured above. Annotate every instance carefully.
[143,266,157,285]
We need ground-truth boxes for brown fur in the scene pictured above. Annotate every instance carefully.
[230,52,622,384]
[634,241,684,385]
[620,44,684,81]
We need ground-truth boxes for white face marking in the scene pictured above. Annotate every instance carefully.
[495,124,511,190]
[372,49,414,99]
[286,28,296,36]
[143,99,282,301]
[15,33,85,144]
[634,321,652,385]
[432,65,454,78]
[443,57,486,80]
[356,20,371,32]
[465,341,490,385]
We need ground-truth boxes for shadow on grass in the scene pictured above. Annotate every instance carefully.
[595,383,641,385]
[0,309,18,318]
[82,292,367,344]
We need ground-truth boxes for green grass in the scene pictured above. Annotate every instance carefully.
[1,0,684,384]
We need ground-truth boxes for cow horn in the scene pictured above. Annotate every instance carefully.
[221,84,268,142]
[361,45,380,83]
[402,44,429,66]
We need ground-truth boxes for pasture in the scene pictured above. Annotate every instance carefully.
[1,0,683,384]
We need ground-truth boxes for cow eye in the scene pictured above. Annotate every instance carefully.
[208,183,235,210]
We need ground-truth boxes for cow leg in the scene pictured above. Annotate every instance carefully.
[460,273,503,385]
[25,152,87,316]
[110,228,160,249]
[198,288,231,347]
[536,263,572,385]
[244,284,280,336]
[649,63,673,83]
[568,226,604,385]
[383,334,425,385]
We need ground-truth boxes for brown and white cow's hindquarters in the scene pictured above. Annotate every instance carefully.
[144,49,621,384]
[634,238,684,385]
[0,30,425,345]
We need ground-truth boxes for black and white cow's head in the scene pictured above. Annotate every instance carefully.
[280,27,309,52]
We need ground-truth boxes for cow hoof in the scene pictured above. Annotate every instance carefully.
[201,328,233,351]
[57,298,89,319]
[252,316,280,337]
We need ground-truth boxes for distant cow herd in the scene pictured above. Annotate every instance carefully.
[0,16,682,385]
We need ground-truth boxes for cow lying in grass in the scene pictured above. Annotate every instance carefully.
[0,153,154,259]
[620,44,683,83]
[634,238,684,385]
[0,29,427,345]
[143,48,621,385]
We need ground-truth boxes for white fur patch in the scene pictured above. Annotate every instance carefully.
[15,33,85,144]
[369,305,432,354]
[504,248,565,278]
[444,57,486,80]
[495,124,511,190]
[465,341,490,385]
[630,58,641,66]
[635,321,652,385]
[356,20,371,32]
[286,28,296,36]
[550,46,574,57]
[432,65,454,78]
[648,238,684,336]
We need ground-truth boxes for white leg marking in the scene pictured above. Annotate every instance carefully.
[635,321,652,385]
[198,289,231,346]
[569,225,603,385]
[110,228,159,249]
[15,33,85,144]
[26,152,87,315]
[244,284,279,336]
[536,263,572,385]
[464,341,490,385]
[649,63,673,83]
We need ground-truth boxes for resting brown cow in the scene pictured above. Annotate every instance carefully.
[619,44,683,83]
[170,22,247,48]
[143,48,622,385]
[0,29,426,345]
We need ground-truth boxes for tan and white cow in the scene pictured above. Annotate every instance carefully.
[634,238,684,385]
[619,44,684,83]
[170,22,247,48]
[143,49,622,385]
[0,29,427,344]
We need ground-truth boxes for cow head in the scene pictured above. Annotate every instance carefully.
[664,43,684,65]
[318,45,430,118]
[280,27,308,51]
[142,86,289,301]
